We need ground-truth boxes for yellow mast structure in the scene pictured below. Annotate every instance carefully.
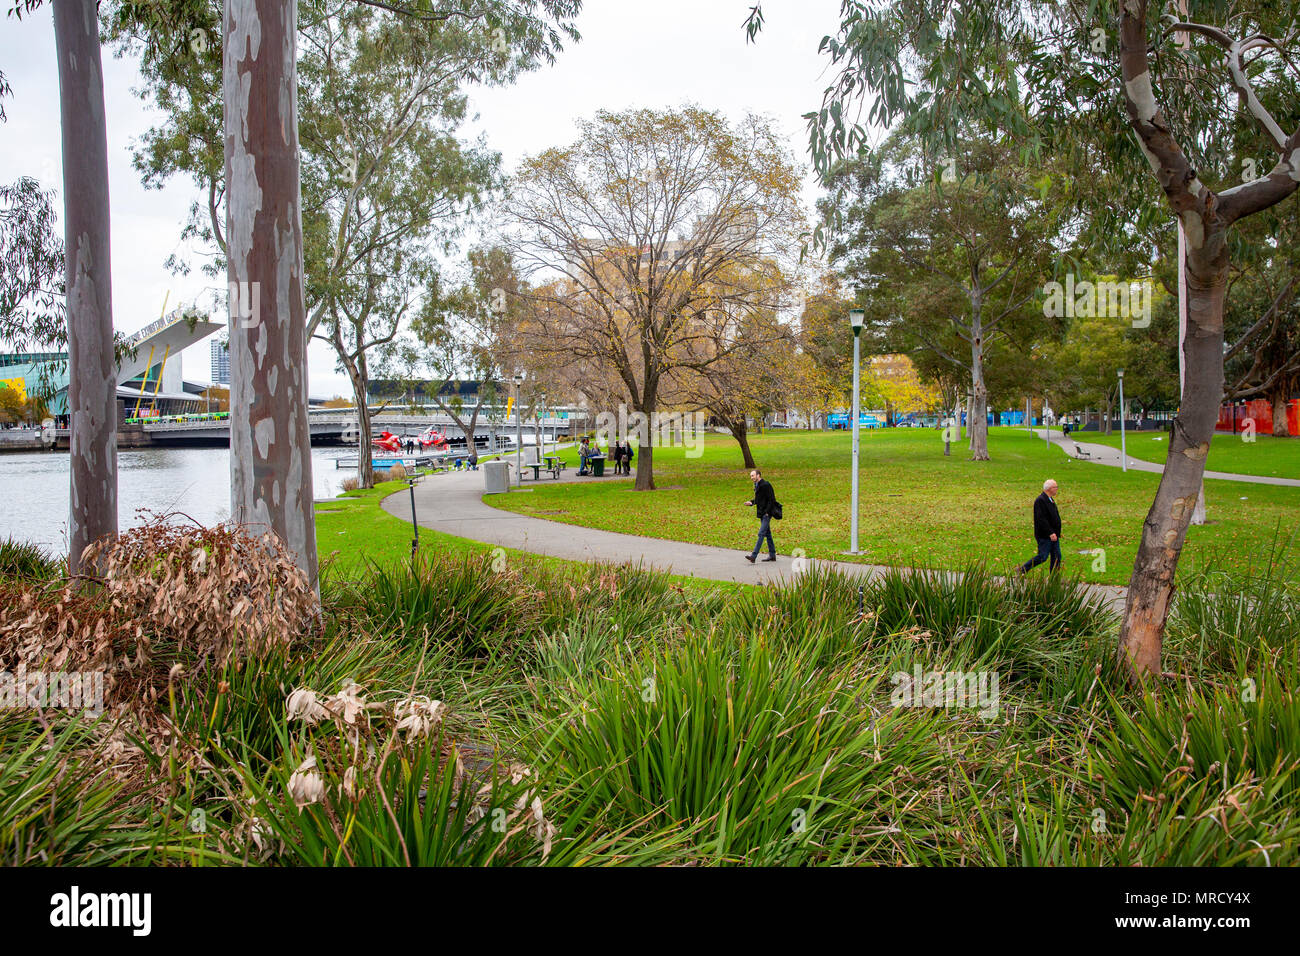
[131,293,170,419]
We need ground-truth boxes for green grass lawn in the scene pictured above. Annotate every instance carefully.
[489,426,1300,586]
[1078,429,1300,479]
[314,479,751,595]
[315,480,495,578]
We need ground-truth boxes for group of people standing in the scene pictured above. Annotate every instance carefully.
[610,440,634,476]
[577,437,636,476]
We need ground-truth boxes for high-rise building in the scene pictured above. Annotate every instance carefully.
[210,339,230,385]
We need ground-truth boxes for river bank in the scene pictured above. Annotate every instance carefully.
[0,445,358,553]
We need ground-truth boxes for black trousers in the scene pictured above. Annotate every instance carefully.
[1021,537,1062,573]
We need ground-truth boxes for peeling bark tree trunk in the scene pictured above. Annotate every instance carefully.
[54,0,117,575]
[1116,0,1299,680]
[969,331,989,460]
[224,0,318,583]
[1119,254,1226,677]
[344,359,373,489]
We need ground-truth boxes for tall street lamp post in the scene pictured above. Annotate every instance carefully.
[513,372,525,487]
[1118,368,1127,472]
[849,308,864,554]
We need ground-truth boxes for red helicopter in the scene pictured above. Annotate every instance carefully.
[370,430,404,452]
[416,427,450,451]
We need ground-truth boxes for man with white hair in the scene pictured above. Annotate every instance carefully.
[1017,478,1062,574]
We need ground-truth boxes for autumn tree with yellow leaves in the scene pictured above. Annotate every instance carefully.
[502,107,806,490]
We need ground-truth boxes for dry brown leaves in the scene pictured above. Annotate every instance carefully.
[0,515,320,713]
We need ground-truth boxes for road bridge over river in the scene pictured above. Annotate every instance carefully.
[55,410,577,450]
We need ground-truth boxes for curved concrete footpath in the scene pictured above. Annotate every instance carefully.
[379,466,1129,610]
[1045,431,1300,487]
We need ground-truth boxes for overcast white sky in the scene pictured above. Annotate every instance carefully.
[0,0,843,399]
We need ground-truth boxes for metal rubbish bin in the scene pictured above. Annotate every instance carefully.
[483,459,510,494]
[591,455,606,477]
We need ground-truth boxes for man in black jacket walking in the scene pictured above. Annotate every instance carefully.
[1017,478,1062,574]
[744,469,777,563]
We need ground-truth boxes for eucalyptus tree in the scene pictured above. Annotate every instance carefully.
[822,134,1063,460]
[0,175,64,353]
[748,0,1300,679]
[217,0,319,578]
[108,1,580,529]
[6,3,118,574]
[297,8,503,488]
[408,245,520,452]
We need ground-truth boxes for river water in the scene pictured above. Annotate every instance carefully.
[1,447,356,554]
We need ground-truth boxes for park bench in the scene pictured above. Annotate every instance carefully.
[1074,443,1092,459]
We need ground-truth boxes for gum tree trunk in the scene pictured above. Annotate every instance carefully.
[224,0,318,582]
[968,324,989,460]
[54,0,117,575]
[435,395,485,452]
[1117,0,1298,679]
[345,357,373,489]
[1119,255,1226,677]
[334,315,374,489]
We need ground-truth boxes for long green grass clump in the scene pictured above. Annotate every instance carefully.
[3,538,1299,866]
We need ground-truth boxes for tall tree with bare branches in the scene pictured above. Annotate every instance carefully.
[502,107,806,490]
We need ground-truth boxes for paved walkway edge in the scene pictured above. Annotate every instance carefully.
[378,466,1129,611]
[1043,431,1300,487]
